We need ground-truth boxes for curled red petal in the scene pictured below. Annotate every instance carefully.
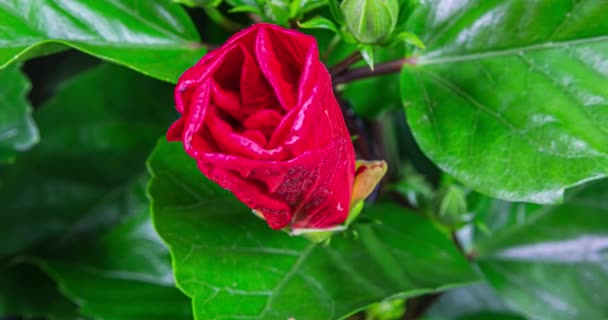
[170,23,356,230]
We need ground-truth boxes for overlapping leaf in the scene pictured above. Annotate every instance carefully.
[148,139,478,320]
[0,63,175,257]
[37,203,192,320]
[469,179,608,320]
[402,0,608,203]
[425,284,525,320]
[0,63,38,163]
[0,0,206,82]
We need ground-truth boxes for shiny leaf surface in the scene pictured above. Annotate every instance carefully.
[472,179,608,320]
[148,139,478,320]
[0,63,38,163]
[0,64,175,257]
[0,0,205,82]
[425,284,525,320]
[37,203,192,320]
[402,0,608,203]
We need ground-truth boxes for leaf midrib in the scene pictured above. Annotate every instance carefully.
[418,68,608,160]
[418,35,608,65]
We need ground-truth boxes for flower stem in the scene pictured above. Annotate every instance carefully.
[248,13,264,23]
[204,7,245,33]
[333,57,417,84]
[204,42,221,51]
[329,51,362,77]
[321,34,341,62]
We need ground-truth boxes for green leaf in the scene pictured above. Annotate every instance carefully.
[360,45,375,69]
[0,64,38,163]
[0,0,205,82]
[265,0,291,26]
[226,0,263,15]
[0,264,79,319]
[289,0,302,18]
[328,0,345,25]
[229,5,260,13]
[298,16,338,33]
[148,139,478,320]
[455,313,526,320]
[472,179,608,320]
[402,0,608,203]
[389,31,425,48]
[299,0,328,16]
[425,284,525,320]
[0,63,175,257]
[436,184,468,227]
[35,201,192,320]
[174,0,222,8]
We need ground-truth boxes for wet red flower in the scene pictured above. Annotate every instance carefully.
[168,24,356,230]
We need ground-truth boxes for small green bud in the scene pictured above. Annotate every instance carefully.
[436,185,468,226]
[341,0,399,44]
[365,299,405,320]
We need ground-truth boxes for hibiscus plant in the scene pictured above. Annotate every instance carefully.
[1,1,607,320]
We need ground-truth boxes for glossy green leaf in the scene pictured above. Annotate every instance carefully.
[0,264,79,319]
[36,203,192,320]
[298,16,338,33]
[299,0,328,16]
[425,284,525,320]
[265,0,291,26]
[0,0,205,82]
[174,0,222,8]
[402,0,608,203]
[327,0,345,25]
[0,63,175,257]
[0,63,38,163]
[389,31,425,49]
[472,179,608,320]
[148,139,478,320]
[359,45,375,69]
[227,0,262,15]
[455,313,526,320]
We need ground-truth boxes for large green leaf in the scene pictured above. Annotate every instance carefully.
[0,63,176,257]
[0,264,79,319]
[402,0,608,203]
[36,199,192,320]
[425,284,525,320]
[0,0,205,82]
[148,139,478,320]
[471,179,608,320]
[0,63,38,163]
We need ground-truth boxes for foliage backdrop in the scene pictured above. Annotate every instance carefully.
[1,0,607,319]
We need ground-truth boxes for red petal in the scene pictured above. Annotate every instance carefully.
[242,109,283,140]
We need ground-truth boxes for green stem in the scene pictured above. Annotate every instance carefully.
[204,7,245,32]
[333,57,417,84]
[322,34,341,62]
[329,51,362,77]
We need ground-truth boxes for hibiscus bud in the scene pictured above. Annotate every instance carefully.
[168,24,357,231]
[341,0,399,44]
